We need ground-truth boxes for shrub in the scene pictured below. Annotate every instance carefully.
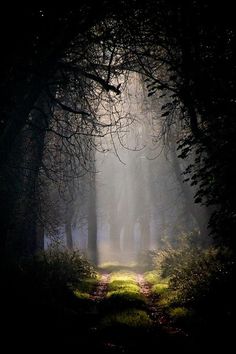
[157,234,235,321]
[23,249,97,297]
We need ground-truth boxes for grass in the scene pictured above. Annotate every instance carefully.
[76,275,101,293]
[144,270,161,285]
[157,291,178,307]
[73,289,91,300]
[106,290,146,309]
[99,262,138,273]
[144,270,169,300]
[152,283,169,296]
[73,275,100,302]
[169,306,190,319]
[109,271,137,283]
[106,271,146,309]
[101,309,152,328]
[144,270,168,285]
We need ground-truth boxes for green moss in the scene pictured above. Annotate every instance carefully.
[157,291,179,308]
[169,307,190,319]
[101,309,152,328]
[109,271,137,283]
[106,289,146,308]
[73,289,90,300]
[152,283,169,296]
[105,271,146,309]
[144,270,169,286]
[109,280,139,292]
[144,271,161,285]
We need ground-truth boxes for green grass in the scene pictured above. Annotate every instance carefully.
[144,270,168,285]
[168,306,190,319]
[144,270,169,299]
[152,283,169,296]
[109,279,138,290]
[76,275,100,293]
[73,289,91,300]
[144,270,161,285]
[157,291,179,307]
[106,289,146,308]
[105,271,146,309]
[109,271,137,283]
[101,309,152,328]
[73,275,100,301]
[99,262,138,273]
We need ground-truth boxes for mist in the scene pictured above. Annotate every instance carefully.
[95,73,206,264]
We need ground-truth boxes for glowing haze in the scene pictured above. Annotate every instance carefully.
[95,73,200,264]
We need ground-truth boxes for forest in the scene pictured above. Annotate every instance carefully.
[0,1,235,352]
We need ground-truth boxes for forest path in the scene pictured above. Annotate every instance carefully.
[94,269,178,327]
[87,269,188,353]
[91,273,110,301]
[136,273,184,334]
[136,273,161,323]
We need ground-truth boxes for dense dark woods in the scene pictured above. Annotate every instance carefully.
[0,1,236,352]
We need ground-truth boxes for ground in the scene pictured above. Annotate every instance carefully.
[2,262,228,352]
[68,264,200,353]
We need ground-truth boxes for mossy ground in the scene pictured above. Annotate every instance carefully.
[101,308,152,328]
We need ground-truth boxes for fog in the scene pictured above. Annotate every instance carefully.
[95,73,203,264]
[44,73,208,264]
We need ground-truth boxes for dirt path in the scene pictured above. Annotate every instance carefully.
[136,273,186,336]
[91,273,110,301]
[87,271,188,352]
[136,273,161,323]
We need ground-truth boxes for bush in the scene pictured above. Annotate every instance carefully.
[157,234,235,326]
[26,249,97,290]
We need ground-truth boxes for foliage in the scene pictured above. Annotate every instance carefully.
[144,270,165,285]
[77,276,101,293]
[144,270,169,298]
[22,249,98,297]
[156,235,235,330]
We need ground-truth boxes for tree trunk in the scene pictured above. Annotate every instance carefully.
[2,94,50,262]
